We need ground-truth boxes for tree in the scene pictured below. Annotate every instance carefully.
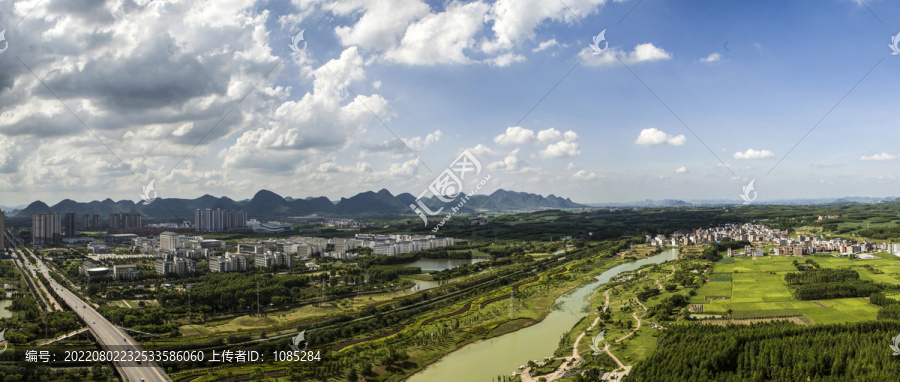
[347,367,358,382]
[251,367,264,381]
[106,289,122,300]
[360,361,373,377]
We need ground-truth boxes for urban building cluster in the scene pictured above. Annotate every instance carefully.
[0,210,6,251]
[155,255,199,275]
[30,208,254,246]
[647,223,896,258]
[78,260,139,280]
[25,211,457,277]
[108,213,142,229]
[211,234,455,273]
[32,213,61,246]
[194,209,247,232]
[245,219,292,233]
[0,210,5,252]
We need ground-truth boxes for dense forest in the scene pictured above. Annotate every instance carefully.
[782,269,892,300]
[628,321,900,381]
[784,269,859,285]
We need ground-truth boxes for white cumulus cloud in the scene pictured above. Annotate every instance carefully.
[485,52,527,67]
[733,149,776,160]
[533,39,561,52]
[860,153,900,161]
[581,43,672,67]
[385,1,490,65]
[634,128,686,146]
[700,53,721,63]
[466,144,503,157]
[537,130,581,159]
[494,126,536,145]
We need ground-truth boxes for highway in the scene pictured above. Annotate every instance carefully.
[5,230,171,382]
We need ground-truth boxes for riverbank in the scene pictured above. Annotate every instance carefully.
[409,250,678,382]
[403,257,632,381]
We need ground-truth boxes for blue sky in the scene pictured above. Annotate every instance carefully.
[1,0,899,206]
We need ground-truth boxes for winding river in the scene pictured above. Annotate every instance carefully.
[408,249,679,382]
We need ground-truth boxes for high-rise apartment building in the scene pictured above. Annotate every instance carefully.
[159,231,180,253]
[109,213,121,229]
[64,212,77,237]
[92,214,100,228]
[194,209,247,232]
[82,214,90,229]
[0,210,5,251]
[123,213,141,229]
[32,214,61,246]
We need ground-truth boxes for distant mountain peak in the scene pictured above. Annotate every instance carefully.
[8,188,584,221]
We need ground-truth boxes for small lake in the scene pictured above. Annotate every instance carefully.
[401,258,487,272]
[405,269,493,292]
[408,249,679,382]
[0,300,12,319]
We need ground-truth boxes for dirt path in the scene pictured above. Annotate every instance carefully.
[604,343,624,368]
[571,332,587,359]
[522,288,614,382]
[615,311,643,343]
[122,299,132,308]
[599,298,647,380]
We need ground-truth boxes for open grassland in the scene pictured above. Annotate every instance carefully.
[695,255,897,324]
[178,292,402,336]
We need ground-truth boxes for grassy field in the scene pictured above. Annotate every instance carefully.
[695,255,898,324]
[178,292,402,336]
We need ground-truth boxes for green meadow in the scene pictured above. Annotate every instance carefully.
[694,254,900,324]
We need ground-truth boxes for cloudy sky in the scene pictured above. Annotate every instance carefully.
[1,0,900,206]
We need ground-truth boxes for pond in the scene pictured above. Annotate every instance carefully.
[0,300,12,319]
[401,257,487,272]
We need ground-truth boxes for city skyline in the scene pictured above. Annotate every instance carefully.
[2,0,900,205]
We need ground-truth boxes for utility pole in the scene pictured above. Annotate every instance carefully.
[256,282,260,317]
[187,285,191,324]
[509,289,515,318]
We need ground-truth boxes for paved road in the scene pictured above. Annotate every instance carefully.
[14,251,63,311]
[7,231,171,382]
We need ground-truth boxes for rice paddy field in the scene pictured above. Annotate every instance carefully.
[691,254,900,324]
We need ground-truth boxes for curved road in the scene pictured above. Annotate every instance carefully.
[7,231,171,382]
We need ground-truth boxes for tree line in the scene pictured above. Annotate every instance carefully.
[628,321,900,381]
[785,269,859,285]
